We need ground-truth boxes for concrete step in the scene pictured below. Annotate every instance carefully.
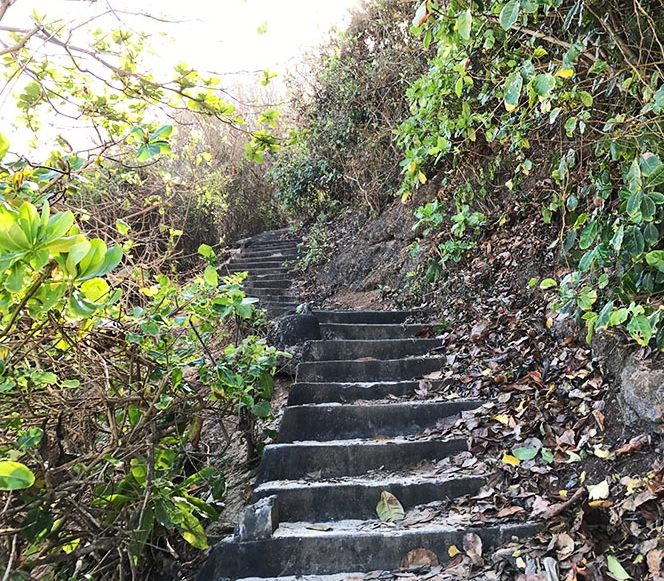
[248,288,298,299]
[199,521,538,578]
[278,400,480,442]
[242,248,299,259]
[245,276,293,290]
[246,272,292,281]
[254,295,300,304]
[231,259,293,269]
[321,323,435,340]
[246,240,300,250]
[287,380,439,405]
[303,338,442,361]
[296,356,445,383]
[257,437,467,482]
[253,473,485,521]
[313,310,416,324]
[225,267,293,276]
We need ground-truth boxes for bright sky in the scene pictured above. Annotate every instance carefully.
[1,0,359,151]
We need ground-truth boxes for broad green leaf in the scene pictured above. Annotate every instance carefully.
[116,219,130,236]
[579,220,599,249]
[203,265,218,287]
[609,308,629,326]
[640,152,662,177]
[149,124,173,141]
[626,156,642,193]
[646,250,664,272]
[456,9,472,41]
[579,91,593,107]
[627,314,652,346]
[606,555,631,580]
[0,131,9,160]
[198,244,215,260]
[532,73,555,98]
[0,460,35,490]
[503,71,523,112]
[251,400,272,419]
[499,0,521,30]
[539,278,557,289]
[512,447,538,460]
[376,490,405,523]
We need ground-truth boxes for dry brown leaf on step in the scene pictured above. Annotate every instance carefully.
[616,434,650,455]
[496,505,525,517]
[400,548,439,570]
[462,532,483,566]
[401,507,436,527]
[305,523,333,531]
[423,370,444,380]
[647,549,664,576]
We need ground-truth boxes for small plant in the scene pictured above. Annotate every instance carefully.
[413,200,446,235]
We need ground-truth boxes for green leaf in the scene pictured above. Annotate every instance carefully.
[646,250,664,272]
[627,156,642,193]
[579,220,599,249]
[627,314,652,346]
[0,131,9,161]
[251,400,272,419]
[149,124,173,141]
[606,555,631,580]
[198,244,215,260]
[203,265,218,287]
[579,91,593,107]
[376,491,405,523]
[503,71,523,112]
[116,219,130,236]
[0,460,35,490]
[499,0,521,30]
[456,9,472,41]
[532,73,555,98]
[512,447,538,460]
[609,308,629,326]
[539,278,557,289]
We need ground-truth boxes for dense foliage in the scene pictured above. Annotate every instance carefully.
[399,0,664,348]
[270,0,426,217]
[0,3,285,577]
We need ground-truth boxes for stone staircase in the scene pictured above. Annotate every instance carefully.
[203,231,537,579]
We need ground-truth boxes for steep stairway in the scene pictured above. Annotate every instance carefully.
[203,231,537,579]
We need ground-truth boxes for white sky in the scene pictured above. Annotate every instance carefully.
[0,0,360,152]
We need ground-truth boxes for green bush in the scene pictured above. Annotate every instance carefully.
[397,0,664,348]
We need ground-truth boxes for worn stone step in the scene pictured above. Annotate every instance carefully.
[287,380,438,405]
[246,240,299,250]
[320,323,436,340]
[254,294,299,304]
[253,473,485,521]
[303,338,442,361]
[245,279,292,289]
[242,248,299,258]
[278,400,479,442]
[296,356,444,383]
[231,259,292,270]
[313,310,416,324]
[199,521,538,579]
[257,437,467,482]
[246,272,292,281]
[225,266,293,276]
[248,288,298,299]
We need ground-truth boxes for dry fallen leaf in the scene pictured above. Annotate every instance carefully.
[376,491,405,523]
[587,480,610,500]
[463,532,483,566]
[497,505,525,517]
[400,548,439,570]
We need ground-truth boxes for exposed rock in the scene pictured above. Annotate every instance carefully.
[237,495,278,541]
[268,312,321,376]
[593,331,664,433]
